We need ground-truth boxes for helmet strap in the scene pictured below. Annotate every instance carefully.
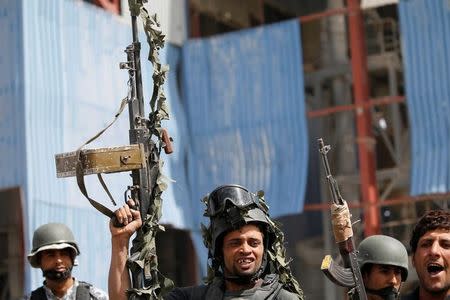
[365,286,400,300]
[224,273,255,285]
[227,207,246,229]
[42,266,73,282]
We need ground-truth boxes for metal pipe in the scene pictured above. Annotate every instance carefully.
[299,7,348,23]
[189,1,201,38]
[347,0,380,236]
[307,95,405,118]
[388,62,403,163]
[303,192,450,211]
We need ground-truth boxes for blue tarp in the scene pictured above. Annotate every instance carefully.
[181,20,309,268]
[399,0,450,195]
[0,0,26,192]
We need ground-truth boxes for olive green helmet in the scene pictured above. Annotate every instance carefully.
[27,223,80,268]
[357,235,408,281]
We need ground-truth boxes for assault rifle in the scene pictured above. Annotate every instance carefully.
[55,1,173,299]
[318,138,367,300]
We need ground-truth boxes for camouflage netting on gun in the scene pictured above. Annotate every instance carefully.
[201,192,304,299]
[126,1,173,299]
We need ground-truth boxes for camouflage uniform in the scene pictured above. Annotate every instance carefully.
[165,275,299,300]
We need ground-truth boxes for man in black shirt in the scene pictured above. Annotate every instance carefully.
[108,184,303,300]
[401,210,450,300]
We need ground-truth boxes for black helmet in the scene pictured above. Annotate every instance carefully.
[205,184,269,218]
[27,223,80,268]
[357,235,408,281]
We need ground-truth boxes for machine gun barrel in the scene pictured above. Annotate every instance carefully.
[318,138,344,206]
[318,138,367,300]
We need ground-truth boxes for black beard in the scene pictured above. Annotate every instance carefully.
[224,264,265,286]
[366,286,399,300]
[42,267,72,282]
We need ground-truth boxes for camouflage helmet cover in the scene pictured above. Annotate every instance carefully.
[27,223,80,268]
[357,235,408,281]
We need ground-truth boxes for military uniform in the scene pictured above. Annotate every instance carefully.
[23,279,108,300]
[164,274,299,300]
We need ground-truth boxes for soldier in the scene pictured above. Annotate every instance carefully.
[24,223,108,300]
[108,184,304,299]
[402,210,450,300]
[357,235,409,300]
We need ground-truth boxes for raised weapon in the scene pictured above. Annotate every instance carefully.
[55,0,173,298]
[318,138,367,300]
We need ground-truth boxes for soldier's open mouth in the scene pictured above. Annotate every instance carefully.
[427,263,444,274]
[238,258,253,265]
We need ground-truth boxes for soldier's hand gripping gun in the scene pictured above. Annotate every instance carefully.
[318,138,367,300]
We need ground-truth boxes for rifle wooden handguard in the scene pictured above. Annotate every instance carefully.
[55,144,145,178]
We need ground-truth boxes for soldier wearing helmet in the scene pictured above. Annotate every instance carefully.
[108,184,304,300]
[357,235,409,300]
[23,223,108,300]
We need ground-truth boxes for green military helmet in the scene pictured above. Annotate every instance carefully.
[357,235,408,281]
[27,222,80,268]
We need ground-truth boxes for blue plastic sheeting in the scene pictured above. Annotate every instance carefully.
[159,45,193,229]
[181,21,308,236]
[398,0,450,195]
[0,0,27,191]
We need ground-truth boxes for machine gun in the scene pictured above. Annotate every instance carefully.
[318,138,367,300]
[55,0,173,298]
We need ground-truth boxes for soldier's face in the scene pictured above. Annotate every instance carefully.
[362,264,402,300]
[412,229,450,296]
[39,249,73,274]
[222,224,264,278]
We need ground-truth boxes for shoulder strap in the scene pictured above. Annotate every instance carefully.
[76,281,93,300]
[263,283,283,300]
[189,285,209,300]
[204,280,224,300]
[165,285,209,300]
[30,287,47,300]
[258,275,283,300]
